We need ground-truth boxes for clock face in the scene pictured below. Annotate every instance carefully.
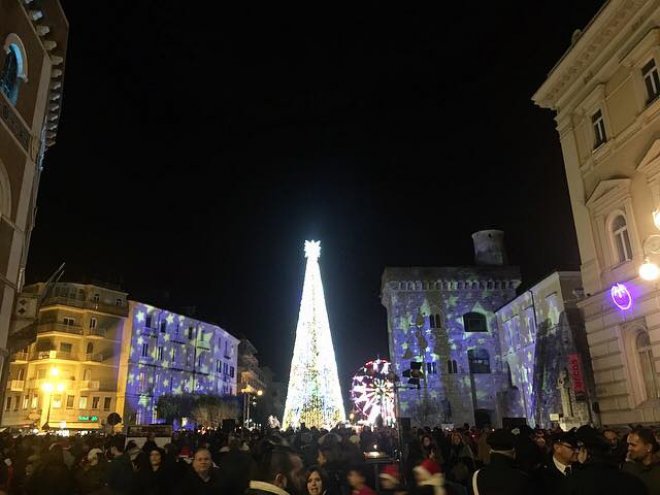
[644,235,660,255]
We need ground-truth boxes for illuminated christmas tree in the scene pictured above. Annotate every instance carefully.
[283,240,346,428]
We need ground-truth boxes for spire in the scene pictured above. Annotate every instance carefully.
[282,240,346,428]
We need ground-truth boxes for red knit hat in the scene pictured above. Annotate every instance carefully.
[414,458,441,480]
[379,464,400,484]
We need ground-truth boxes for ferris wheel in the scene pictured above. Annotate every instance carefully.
[350,359,396,426]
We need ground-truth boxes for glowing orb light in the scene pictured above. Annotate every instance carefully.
[639,259,660,281]
[610,283,632,311]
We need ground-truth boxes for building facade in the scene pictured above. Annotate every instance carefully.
[0,1,68,389]
[495,272,596,429]
[381,230,521,427]
[534,0,660,425]
[3,282,128,430]
[119,302,239,425]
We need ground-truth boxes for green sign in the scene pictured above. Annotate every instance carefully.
[78,415,98,422]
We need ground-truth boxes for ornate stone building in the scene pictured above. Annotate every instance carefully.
[534,0,660,425]
[0,1,68,398]
[381,230,520,427]
[495,272,596,429]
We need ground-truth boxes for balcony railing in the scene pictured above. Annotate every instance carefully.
[37,323,83,335]
[41,297,128,316]
[32,350,77,361]
[79,380,100,391]
[84,353,104,362]
[11,352,28,362]
[85,327,107,338]
[7,380,24,392]
[28,378,74,391]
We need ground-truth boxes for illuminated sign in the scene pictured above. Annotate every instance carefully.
[610,283,632,310]
[567,353,586,398]
[78,415,98,422]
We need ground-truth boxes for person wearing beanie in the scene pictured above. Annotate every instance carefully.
[379,464,406,495]
[563,426,646,495]
[622,426,660,494]
[413,458,446,495]
[470,429,532,495]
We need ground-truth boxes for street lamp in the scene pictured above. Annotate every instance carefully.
[41,367,63,430]
[241,386,263,428]
[640,258,660,281]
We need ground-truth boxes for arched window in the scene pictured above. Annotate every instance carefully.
[611,214,632,263]
[636,331,659,400]
[429,314,436,328]
[468,348,490,374]
[463,312,487,332]
[0,36,27,105]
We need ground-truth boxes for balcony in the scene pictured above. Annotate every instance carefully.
[7,380,24,392]
[28,378,74,391]
[85,327,107,338]
[83,353,104,363]
[79,380,100,391]
[41,297,128,317]
[11,352,28,362]
[37,323,83,335]
[31,350,77,361]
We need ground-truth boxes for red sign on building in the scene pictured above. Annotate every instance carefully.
[568,353,585,396]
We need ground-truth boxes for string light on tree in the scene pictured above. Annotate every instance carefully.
[282,240,346,428]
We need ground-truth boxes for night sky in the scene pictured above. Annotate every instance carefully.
[28,2,604,395]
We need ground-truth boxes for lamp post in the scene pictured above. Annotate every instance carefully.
[40,367,63,431]
[241,387,263,428]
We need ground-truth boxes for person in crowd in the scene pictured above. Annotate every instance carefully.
[135,447,172,495]
[446,431,475,485]
[534,431,578,495]
[622,426,660,494]
[142,433,158,454]
[379,464,406,495]
[602,428,627,463]
[306,465,329,495]
[413,458,446,495]
[75,447,107,495]
[217,435,255,494]
[476,428,492,467]
[177,447,223,495]
[346,464,376,495]
[317,433,349,495]
[564,426,647,495]
[246,437,306,495]
[106,436,134,495]
[24,443,74,495]
[470,429,531,495]
[420,433,442,463]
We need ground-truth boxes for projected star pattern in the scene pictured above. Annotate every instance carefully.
[125,303,239,424]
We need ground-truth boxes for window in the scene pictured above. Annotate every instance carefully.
[447,360,458,374]
[66,395,74,409]
[468,348,491,374]
[83,369,92,381]
[86,343,94,355]
[188,326,194,340]
[91,397,100,409]
[158,346,163,361]
[426,362,437,375]
[13,396,19,411]
[463,312,487,332]
[79,396,88,409]
[31,396,38,408]
[0,42,25,105]
[52,395,62,408]
[59,342,72,354]
[229,366,234,378]
[172,347,178,362]
[89,318,97,329]
[103,397,112,411]
[115,298,122,306]
[636,331,659,400]
[141,343,149,358]
[37,369,46,379]
[93,293,100,303]
[611,214,633,263]
[643,59,660,103]
[160,320,167,333]
[145,314,153,328]
[216,360,222,373]
[17,368,24,380]
[592,109,607,148]
[5,397,10,411]
[63,317,75,326]
[223,362,228,375]
[429,314,436,328]
[22,396,28,409]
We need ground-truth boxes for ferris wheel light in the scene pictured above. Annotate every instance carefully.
[350,358,396,427]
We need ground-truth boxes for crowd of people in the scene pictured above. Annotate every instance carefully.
[0,421,654,494]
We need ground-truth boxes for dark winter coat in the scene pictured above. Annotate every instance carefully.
[622,458,660,495]
[533,455,572,495]
[25,458,75,495]
[134,464,174,495]
[563,460,647,495]
[176,465,224,495]
[105,453,135,495]
[471,453,533,495]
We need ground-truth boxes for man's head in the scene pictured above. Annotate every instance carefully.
[627,427,659,464]
[109,437,125,458]
[192,448,213,477]
[487,429,516,458]
[255,439,305,494]
[552,432,579,466]
[347,465,368,490]
[603,429,619,447]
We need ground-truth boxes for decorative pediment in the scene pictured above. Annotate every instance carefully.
[586,178,632,214]
[637,139,660,177]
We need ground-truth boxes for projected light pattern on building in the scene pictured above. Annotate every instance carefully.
[283,240,345,428]
[123,302,239,425]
